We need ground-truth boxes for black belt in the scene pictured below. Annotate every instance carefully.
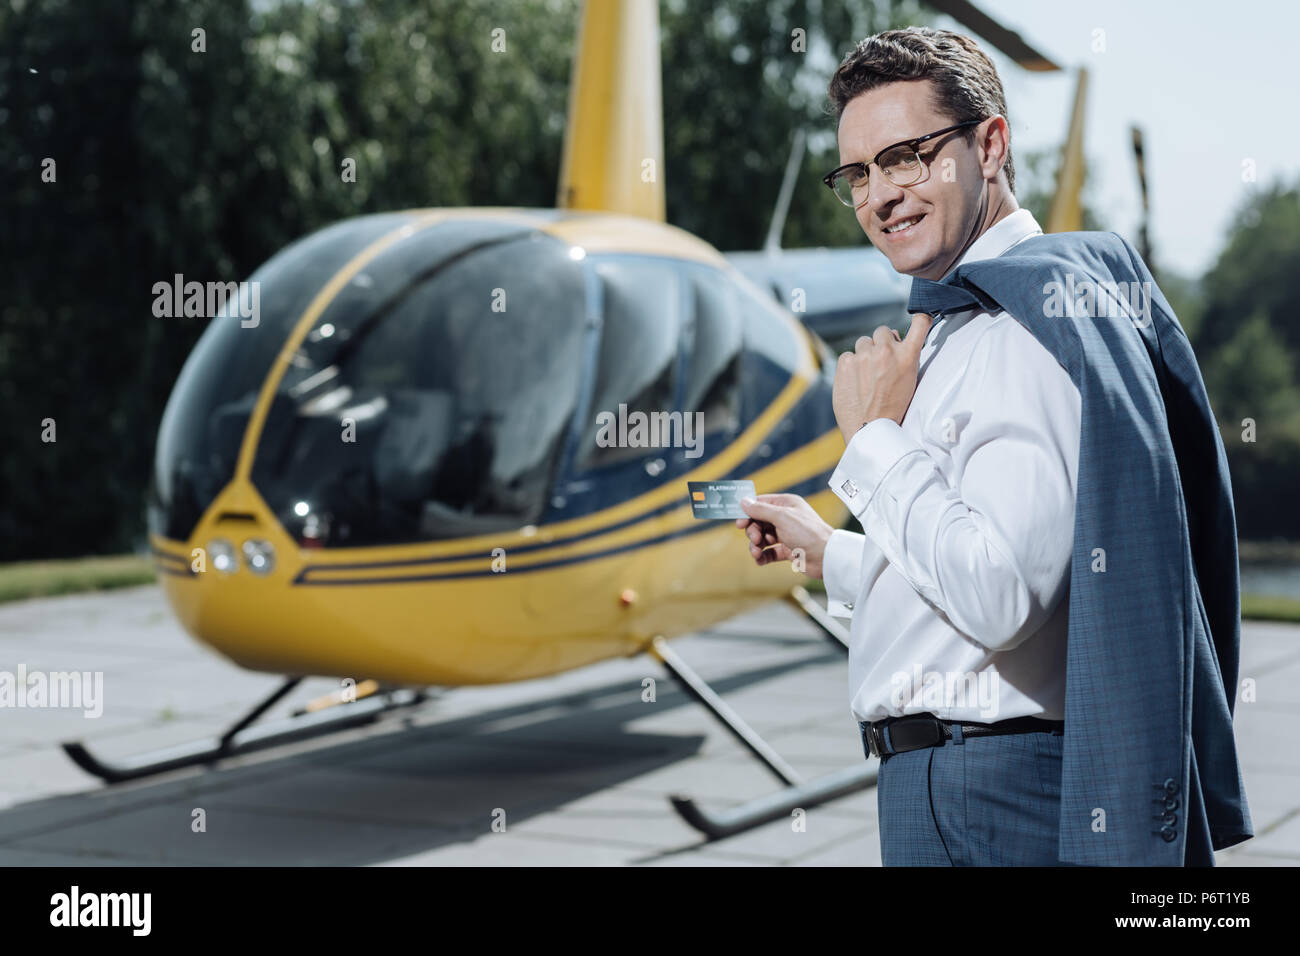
[859,712,1065,760]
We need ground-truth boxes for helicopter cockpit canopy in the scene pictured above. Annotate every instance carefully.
[149,214,587,548]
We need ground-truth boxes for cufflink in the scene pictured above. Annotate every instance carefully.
[840,478,859,498]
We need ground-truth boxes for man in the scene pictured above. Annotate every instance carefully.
[737,27,1251,866]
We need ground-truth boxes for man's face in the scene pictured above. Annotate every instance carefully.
[837,79,990,279]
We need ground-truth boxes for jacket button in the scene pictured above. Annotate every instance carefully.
[1163,777,1179,796]
[1164,797,1179,812]
[1160,825,1177,842]
[1162,812,1178,827]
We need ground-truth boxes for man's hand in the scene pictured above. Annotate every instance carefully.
[735,493,835,579]
[832,312,933,444]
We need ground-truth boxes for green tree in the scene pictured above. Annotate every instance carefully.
[659,0,924,252]
[1196,180,1300,357]
[1203,312,1300,437]
[1196,181,1300,540]
[0,0,579,560]
[1,0,930,561]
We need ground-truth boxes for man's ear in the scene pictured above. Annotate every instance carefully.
[975,115,1010,184]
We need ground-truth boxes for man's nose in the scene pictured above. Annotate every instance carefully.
[861,165,904,216]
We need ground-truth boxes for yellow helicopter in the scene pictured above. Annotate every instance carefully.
[64,0,1082,839]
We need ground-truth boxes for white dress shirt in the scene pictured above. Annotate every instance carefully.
[823,208,1080,724]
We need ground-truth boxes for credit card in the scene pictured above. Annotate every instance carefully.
[686,480,756,520]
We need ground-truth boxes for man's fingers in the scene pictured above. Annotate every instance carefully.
[872,324,898,347]
[752,492,802,508]
[740,496,781,523]
[739,495,809,562]
[738,515,776,546]
[904,311,933,356]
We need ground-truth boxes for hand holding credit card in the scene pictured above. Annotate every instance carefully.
[687,480,780,553]
[725,489,839,576]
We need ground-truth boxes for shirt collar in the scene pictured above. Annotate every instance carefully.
[950,207,1043,272]
[918,209,1042,357]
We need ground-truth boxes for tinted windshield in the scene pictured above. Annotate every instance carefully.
[249,228,588,547]
[148,213,421,541]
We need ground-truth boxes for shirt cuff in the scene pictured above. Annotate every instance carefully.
[828,417,923,520]
[822,528,863,619]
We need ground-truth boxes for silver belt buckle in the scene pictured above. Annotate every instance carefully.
[869,721,887,758]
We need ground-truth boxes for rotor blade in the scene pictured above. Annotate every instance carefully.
[764,127,805,253]
[926,0,1061,71]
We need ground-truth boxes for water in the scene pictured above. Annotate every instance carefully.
[1240,562,1300,599]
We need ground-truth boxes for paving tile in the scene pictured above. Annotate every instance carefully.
[789,825,883,866]
[8,800,449,866]
[378,830,649,866]
[1,586,1295,867]
[1215,849,1299,866]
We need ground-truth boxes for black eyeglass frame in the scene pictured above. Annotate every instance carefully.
[822,120,983,207]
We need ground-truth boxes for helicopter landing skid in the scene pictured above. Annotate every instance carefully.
[647,587,877,840]
[61,677,429,784]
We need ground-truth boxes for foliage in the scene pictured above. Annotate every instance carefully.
[1,0,1295,558]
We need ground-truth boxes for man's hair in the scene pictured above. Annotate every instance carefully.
[827,27,1015,193]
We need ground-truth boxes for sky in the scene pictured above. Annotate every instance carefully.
[922,0,1300,277]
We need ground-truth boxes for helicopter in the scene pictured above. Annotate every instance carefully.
[63,0,1082,840]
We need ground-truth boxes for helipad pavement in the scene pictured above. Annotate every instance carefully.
[0,585,1296,866]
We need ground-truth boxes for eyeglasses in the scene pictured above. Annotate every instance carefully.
[822,121,982,208]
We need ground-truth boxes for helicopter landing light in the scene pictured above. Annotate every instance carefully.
[568,246,586,260]
[241,539,276,576]
[293,501,310,517]
[208,538,237,575]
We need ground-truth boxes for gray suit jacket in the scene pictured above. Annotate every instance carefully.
[907,230,1253,865]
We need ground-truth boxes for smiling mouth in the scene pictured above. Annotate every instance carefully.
[882,214,925,238]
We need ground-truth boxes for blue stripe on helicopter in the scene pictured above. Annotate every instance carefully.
[290,467,836,586]
[290,371,837,583]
